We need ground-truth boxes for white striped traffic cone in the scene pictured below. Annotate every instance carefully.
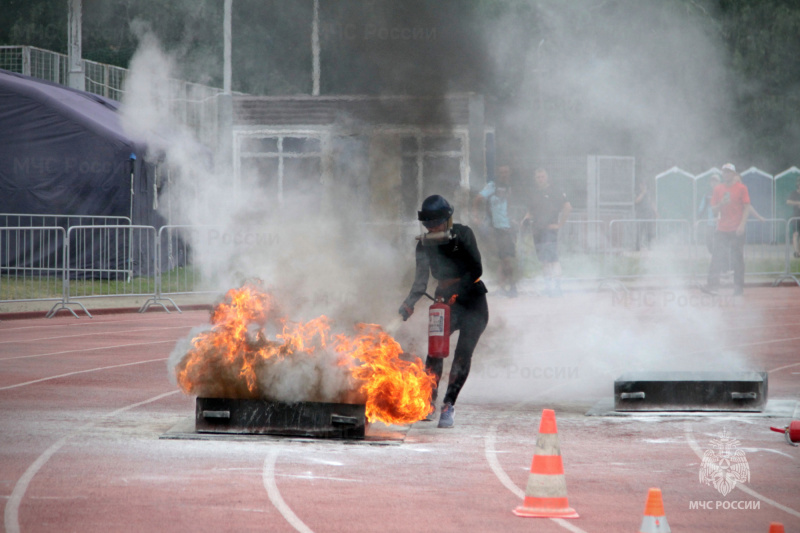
[513,409,578,518]
[639,488,670,532]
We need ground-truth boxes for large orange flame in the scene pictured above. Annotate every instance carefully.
[174,282,435,425]
[335,324,435,424]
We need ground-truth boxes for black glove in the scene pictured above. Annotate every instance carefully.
[399,303,414,321]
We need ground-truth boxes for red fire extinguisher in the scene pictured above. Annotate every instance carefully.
[770,421,800,447]
[428,297,451,358]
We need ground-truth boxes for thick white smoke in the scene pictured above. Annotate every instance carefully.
[120,34,416,323]
[460,1,762,404]
[120,33,431,399]
[126,3,764,409]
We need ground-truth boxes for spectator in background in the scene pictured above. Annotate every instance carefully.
[698,174,721,254]
[702,163,750,296]
[523,168,572,297]
[788,177,800,258]
[474,165,518,297]
[634,180,657,251]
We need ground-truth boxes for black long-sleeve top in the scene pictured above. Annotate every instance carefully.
[403,223,487,309]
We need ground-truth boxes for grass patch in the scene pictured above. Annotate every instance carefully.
[1,266,202,301]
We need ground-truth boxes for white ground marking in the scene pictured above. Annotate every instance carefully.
[769,362,800,373]
[0,358,166,391]
[483,394,589,533]
[3,390,179,533]
[683,421,800,519]
[684,335,800,356]
[0,339,175,362]
[263,448,315,533]
[0,325,192,345]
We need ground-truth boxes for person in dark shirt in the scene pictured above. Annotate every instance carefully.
[788,177,800,258]
[398,195,488,428]
[523,168,572,296]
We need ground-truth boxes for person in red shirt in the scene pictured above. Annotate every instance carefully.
[702,163,750,296]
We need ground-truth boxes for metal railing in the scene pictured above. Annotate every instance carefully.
[1,227,66,303]
[693,219,790,282]
[45,225,158,318]
[773,217,800,287]
[3,217,800,318]
[601,219,694,291]
[0,213,130,228]
[137,225,221,314]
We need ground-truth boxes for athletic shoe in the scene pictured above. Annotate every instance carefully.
[438,402,455,428]
[422,403,436,422]
[699,285,718,296]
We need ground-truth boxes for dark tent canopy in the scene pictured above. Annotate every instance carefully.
[0,69,167,278]
[0,68,162,225]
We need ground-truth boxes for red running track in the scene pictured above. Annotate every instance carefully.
[1,286,798,533]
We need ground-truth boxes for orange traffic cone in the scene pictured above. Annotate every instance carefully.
[639,488,671,532]
[513,408,578,518]
[768,523,784,533]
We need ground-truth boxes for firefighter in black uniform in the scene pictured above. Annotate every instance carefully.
[398,195,489,428]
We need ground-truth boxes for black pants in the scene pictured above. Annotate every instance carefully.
[425,293,489,406]
[707,231,745,290]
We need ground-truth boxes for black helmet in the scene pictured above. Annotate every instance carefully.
[418,195,454,227]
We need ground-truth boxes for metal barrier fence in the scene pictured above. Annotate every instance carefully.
[693,219,790,281]
[1,227,66,303]
[560,219,607,255]
[0,46,68,86]
[601,219,694,290]
[548,219,608,283]
[774,217,800,287]
[2,218,800,318]
[739,219,787,276]
[47,225,158,318]
[0,213,130,228]
[137,225,219,314]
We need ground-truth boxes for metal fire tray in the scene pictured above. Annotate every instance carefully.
[195,397,367,439]
[614,371,768,412]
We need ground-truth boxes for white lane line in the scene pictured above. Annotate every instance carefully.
[0,339,175,362]
[0,325,193,345]
[683,421,800,519]
[769,362,800,373]
[714,321,800,334]
[263,448,315,533]
[683,335,800,356]
[483,392,589,533]
[486,425,527,502]
[3,390,179,533]
[0,358,166,391]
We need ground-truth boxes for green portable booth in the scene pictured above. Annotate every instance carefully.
[655,167,694,221]
[775,167,800,244]
[653,167,694,246]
